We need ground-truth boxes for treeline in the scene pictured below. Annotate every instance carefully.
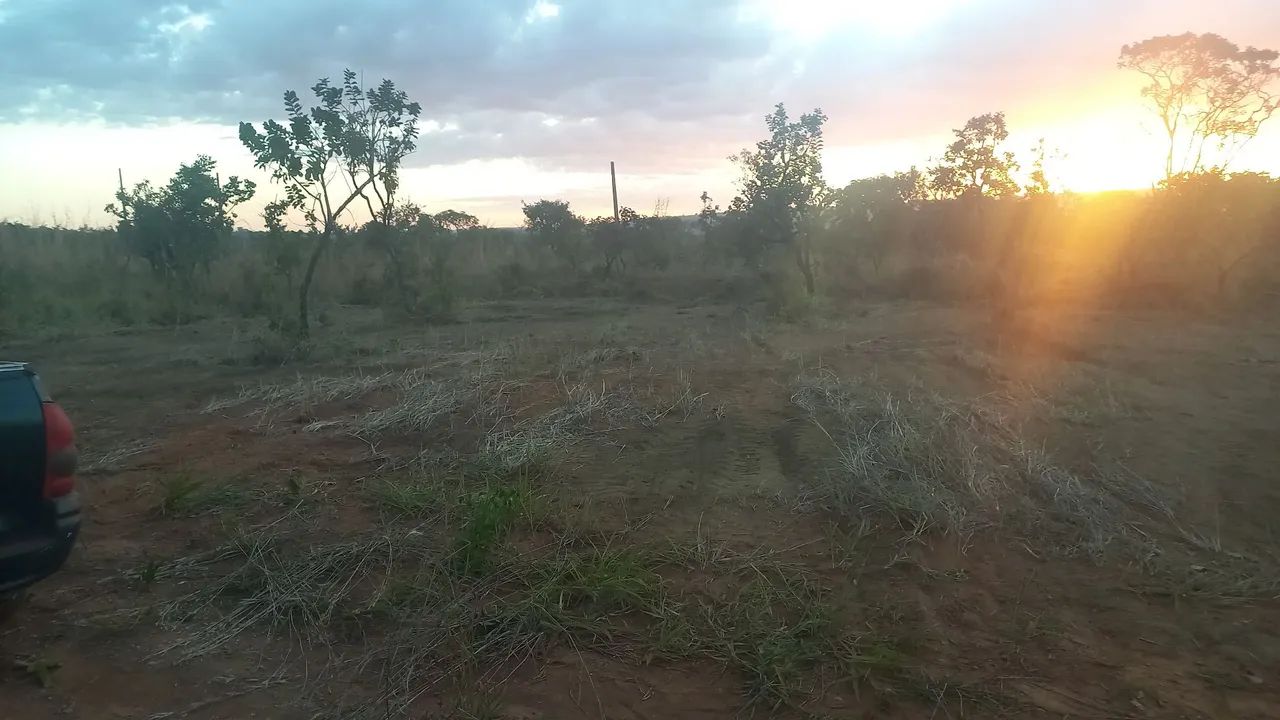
[3,32,1278,339]
[4,156,1277,341]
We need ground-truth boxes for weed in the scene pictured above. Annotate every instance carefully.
[374,474,449,517]
[14,655,61,688]
[702,573,835,708]
[446,689,504,720]
[644,368,708,424]
[133,560,162,588]
[243,330,313,366]
[645,603,701,661]
[837,633,911,679]
[452,480,541,576]
[155,471,248,517]
[476,543,665,652]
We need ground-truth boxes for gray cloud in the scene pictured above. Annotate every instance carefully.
[3,0,1277,179]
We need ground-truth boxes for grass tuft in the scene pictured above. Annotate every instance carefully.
[155,471,249,517]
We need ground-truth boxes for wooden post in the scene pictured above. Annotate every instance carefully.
[610,161,620,223]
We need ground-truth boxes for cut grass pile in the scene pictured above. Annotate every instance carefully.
[790,369,1145,556]
[790,369,1280,601]
[202,371,401,415]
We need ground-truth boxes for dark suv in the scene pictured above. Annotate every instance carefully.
[0,362,81,597]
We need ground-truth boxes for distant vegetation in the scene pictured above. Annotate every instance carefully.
[1,32,1278,343]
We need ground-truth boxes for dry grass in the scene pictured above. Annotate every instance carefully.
[479,379,637,472]
[155,529,417,661]
[791,370,994,534]
[305,377,467,435]
[81,438,158,475]
[202,371,401,415]
[791,369,1140,556]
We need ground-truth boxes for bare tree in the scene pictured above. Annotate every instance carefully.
[1120,33,1279,178]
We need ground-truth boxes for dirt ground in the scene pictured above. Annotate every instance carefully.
[2,297,1278,719]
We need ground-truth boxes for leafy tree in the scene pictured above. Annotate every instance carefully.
[586,205,641,278]
[1146,170,1280,296]
[1025,138,1054,197]
[729,103,830,294]
[105,155,255,290]
[239,69,422,337]
[629,201,681,271]
[357,202,460,318]
[261,201,305,293]
[828,171,923,273]
[1120,33,1279,178]
[434,209,480,232]
[522,199,587,271]
[929,113,1020,199]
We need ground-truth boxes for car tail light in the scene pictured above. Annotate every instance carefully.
[42,402,77,498]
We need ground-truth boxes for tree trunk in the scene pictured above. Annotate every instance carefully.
[297,228,333,339]
[794,241,816,296]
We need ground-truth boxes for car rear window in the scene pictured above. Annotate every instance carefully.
[0,373,42,427]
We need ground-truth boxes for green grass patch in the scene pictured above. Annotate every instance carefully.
[475,544,665,649]
[374,473,450,516]
[155,471,249,517]
[703,574,836,708]
[452,475,544,576]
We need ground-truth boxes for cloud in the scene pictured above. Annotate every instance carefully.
[2,0,1277,218]
[0,1,775,120]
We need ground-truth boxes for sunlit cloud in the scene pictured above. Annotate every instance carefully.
[158,9,213,36]
[524,1,561,24]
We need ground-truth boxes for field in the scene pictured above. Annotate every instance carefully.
[2,295,1278,719]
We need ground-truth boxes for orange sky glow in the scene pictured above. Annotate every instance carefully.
[1,1,1277,228]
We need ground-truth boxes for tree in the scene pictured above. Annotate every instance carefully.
[587,205,640,277]
[434,209,480,232]
[239,69,421,337]
[105,155,255,290]
[1147,170,1280,296]
[1026,138,1053,197]
[1119,33,1280,178]
[260,200,306,299]
[828,171,923,273]
[730,103,830,294]
[358,202,462,318]
[929,113,1020,199]
[522,199,587,271]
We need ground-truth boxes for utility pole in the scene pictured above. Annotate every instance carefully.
[117,168,124,195]
[610,161,620,223]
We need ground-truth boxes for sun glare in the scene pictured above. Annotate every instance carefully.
[761,0,969,41]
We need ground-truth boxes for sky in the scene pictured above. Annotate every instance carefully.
[1,0,1278,229]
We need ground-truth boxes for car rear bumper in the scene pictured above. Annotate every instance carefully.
[0,492,81,594]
